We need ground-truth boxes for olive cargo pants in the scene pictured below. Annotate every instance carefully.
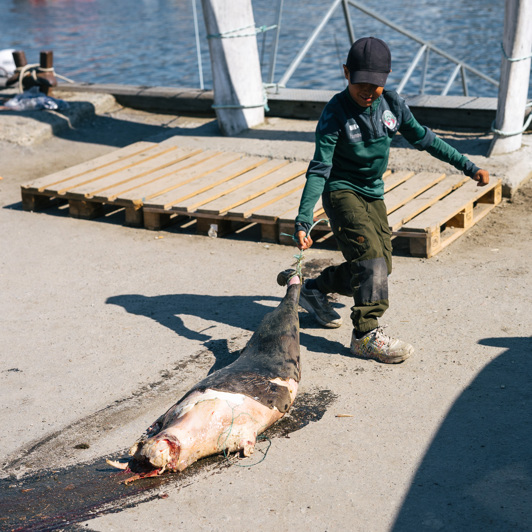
[315,189,392,334]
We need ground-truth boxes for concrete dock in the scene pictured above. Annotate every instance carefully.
[1,87,531,531]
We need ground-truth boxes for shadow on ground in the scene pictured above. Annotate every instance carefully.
[106,292,347,369]
[392,336,532,531]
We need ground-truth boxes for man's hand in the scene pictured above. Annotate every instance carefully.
[296,230,313,250]
[473,169,489,187]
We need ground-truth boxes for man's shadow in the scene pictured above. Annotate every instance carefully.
[106,293,346,374]
[392,336,532,532]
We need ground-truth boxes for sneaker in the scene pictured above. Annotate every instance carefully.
[350,326,413,363]
[299,281,342,328]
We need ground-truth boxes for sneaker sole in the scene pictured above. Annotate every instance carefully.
[299,297,342,328]
[350,347,413,364]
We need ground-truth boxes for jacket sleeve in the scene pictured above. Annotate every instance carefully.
[296,103,341,227]
[399,110,480,178]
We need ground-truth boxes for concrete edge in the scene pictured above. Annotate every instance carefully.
[54,82,530,130]
[0,89,117,146]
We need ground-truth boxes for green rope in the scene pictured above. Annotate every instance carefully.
[500,42,532,62]
[491,101,532,137]
[281,218,329,277]
[207,24,277,39]
[212,84,271,113]
[216,402,273,468]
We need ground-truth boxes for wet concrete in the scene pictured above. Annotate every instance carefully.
[0,390,336,531]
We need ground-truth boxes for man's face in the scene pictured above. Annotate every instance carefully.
[343,65,385,107]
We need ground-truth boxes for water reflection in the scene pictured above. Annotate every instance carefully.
[1,0,520,96]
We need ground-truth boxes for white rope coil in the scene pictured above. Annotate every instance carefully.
[15,64,75,93]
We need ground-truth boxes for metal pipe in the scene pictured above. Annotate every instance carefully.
[278,0,343,87]
[341,0,356,45]
[192,0,204,90]
[346,0,499,87]
[397,44,427,94]
[461,65,469,96]
[420,47,430,94]
[441,63,461,95]
[268,0,284,84]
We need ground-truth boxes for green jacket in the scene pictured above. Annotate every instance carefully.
[296,88,480,228]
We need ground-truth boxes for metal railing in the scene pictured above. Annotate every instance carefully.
[271,0,499,95]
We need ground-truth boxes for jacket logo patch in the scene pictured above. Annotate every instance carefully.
[346,119,362,142]
[382,110,397,130]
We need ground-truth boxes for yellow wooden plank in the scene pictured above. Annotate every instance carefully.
[278,195,324,224]
[170,159,291,213]
[51,144,186,196]
[103,151,238,204]
[69,147,202,200]
[400,179,501,231]
[387,174,469,231]
[250,185,307,222]
[143,156,268,210]
[383,170,415,193]
[21,141,156,193]
[196,161,307,216]
[228,175,306,219]
[385,172,446,214]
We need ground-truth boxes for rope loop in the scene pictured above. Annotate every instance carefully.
[280,218,329,277]
[15,63,75,93]
[491,102,532,137]
[208,24,277,39]
[500,42,532,62]
[212,83,271,112]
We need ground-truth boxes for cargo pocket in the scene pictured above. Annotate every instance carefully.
[327,193,369,262]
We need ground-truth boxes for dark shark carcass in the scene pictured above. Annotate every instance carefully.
[109,271,301,481]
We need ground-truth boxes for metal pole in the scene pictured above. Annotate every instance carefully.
[347,0,499,88]
[278,0,343,87]
[397,44,427,94]
[489,0,532,155]
[441,63,461,95]
[460,65,469,96]
[192,0,204,90]
[341,0,356,45]
[268,0,284,84]
[420,48,430,94]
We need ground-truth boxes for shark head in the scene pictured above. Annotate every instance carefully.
[130,431,181,471]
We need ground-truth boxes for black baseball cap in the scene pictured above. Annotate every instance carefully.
[346,37,391,86]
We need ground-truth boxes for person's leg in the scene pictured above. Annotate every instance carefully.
[322,189,412,363]
[321,189,389,334]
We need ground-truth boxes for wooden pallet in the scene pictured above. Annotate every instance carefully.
[20,139,502,257]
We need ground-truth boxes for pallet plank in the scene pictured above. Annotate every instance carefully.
[195,161,307,216]
[383,170,415,193]
[68,147,202,200]
[104,151,240,205]
[400,179,501,232]
[21,141,156,194]
[387,174,469,231]
[143,156,268,210]
[249,185,306,222]
[278,195,324,224]
[228,174,306,219]
[385,172,446,214]
[169,159,290,214]
[39,143,190,197]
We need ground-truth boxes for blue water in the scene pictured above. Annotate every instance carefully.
[1,0,528,98]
